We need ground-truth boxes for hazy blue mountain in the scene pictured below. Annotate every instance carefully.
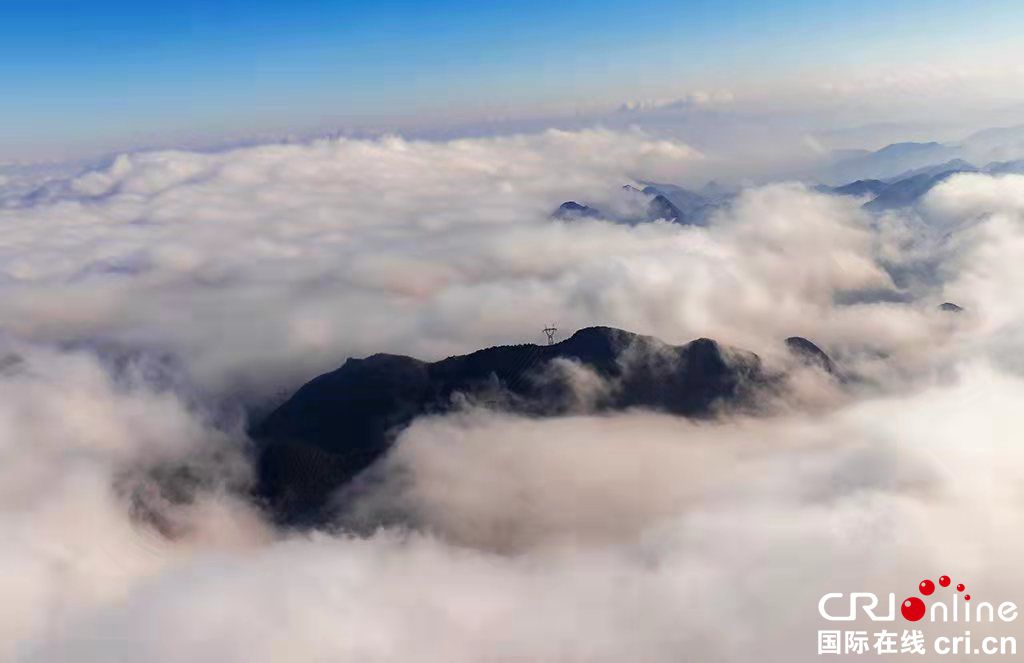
[554,184,718,226]
[828,179,888,197]
[811,124,1024,186]
[863,169,967,212]
[822,141,959,184]
[646,193,684,222]
[640,182,706,211]
[983,159,1024,175]
[959,124,1024,163]
[883,158,977,182]
[863,174,942,212]
[640,182,723,225]
[552,201,602,220]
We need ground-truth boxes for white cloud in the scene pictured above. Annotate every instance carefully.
[18,363,1024,663]
[2,130,1024,661]
[0,130,945,401]
[0,129,708,397]
[618,90,736,113]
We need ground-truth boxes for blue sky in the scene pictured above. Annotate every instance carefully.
[3,0,1023,160]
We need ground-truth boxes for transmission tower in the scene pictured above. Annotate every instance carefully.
[542,323,558,345]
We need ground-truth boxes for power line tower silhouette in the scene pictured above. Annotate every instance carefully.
[542,323,558,345]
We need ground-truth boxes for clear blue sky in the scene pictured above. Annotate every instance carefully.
[2,0,1022,159]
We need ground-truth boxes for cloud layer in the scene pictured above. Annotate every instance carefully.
[0,128,963,398]
[2,129,1024,661]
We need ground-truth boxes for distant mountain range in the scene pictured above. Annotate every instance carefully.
[254,326,834,522]
[548,126,1024,225]
[821,156,1024,211]
[552,201,602,220]
[818,124,1024,185]
[554,148,1024,224]
[552,182,732,226]
[820,142,959,184]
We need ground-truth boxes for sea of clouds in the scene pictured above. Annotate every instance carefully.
[2,128,1024,661]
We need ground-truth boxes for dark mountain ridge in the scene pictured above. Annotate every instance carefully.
[862,171,963,212]
[255,326,815,522]
[826,161,978,211]
[552,201,601,220]
[641,183,722,225]
[785,336,838,375]
[646,192,684,222]
[550,181,722,226]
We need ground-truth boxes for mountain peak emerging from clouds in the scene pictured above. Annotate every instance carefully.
[255,326,777,521]
[552,201,601,220]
